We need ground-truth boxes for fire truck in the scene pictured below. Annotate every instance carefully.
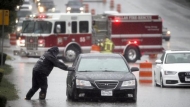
[13,12,164,62]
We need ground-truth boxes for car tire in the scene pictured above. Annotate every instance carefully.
[66,87,72,100]
[124,46,139,63]
[65,46,80,62]
[154,72,159,87]
[70,82,78,101]
[165,38,170,41]
[160,74,165,88]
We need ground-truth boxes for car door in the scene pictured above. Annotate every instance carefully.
[155,52,165,83]
[67,56,79,91]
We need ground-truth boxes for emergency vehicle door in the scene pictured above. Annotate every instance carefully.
[109,18,121,51]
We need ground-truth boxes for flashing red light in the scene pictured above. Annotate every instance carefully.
[134,41,137,44]
[38,39,44,44]
[115,19,119,22]
[38,15,46,18]
[128,41,137,44]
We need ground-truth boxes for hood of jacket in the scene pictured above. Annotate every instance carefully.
[47,46,59,57]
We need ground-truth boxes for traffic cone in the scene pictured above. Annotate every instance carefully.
[110,0,114,8]
[91,9,95,15]
[117,4,121,13]
[85,4,89,13]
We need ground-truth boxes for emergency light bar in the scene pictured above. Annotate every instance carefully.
[26,14,52,19]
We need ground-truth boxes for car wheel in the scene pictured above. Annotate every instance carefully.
[154,72,159,87]
[66,87,72,100]
[124,46,139,63]
[70,82,78,101]
[160,74,165,88]
[65,46,80,62]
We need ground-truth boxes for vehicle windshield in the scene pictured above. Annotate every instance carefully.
[17,22,22,26]
[77,57,129,72]
[68,1,82,6]
[165,53,190,64]
[17,11,32,18]
[22,21,52,33]
[23,1,30,4]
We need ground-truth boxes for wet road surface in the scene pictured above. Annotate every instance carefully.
[4,0,190,107]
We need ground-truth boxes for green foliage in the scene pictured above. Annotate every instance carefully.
[0,64,12,75]
[0,78,19,100]
[0,0,24,36]
[0,95,7,107]
[0,64,18,100]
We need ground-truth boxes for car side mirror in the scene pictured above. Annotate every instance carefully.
[131,67,139,72]
[155,59,162,64]
[67,67,75,71]
[56,24,61,33]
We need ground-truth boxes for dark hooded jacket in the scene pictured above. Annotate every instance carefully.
[33,46,68,76]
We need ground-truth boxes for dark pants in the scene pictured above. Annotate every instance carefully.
[26,70,48,99]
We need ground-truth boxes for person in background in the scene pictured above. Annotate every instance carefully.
[100,35,115,53]
[92,20,99,33]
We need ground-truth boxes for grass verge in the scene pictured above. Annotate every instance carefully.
[0,64,19,100]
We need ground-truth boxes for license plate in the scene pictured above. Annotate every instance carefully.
[185,77,190,81]
[101,90,112,96]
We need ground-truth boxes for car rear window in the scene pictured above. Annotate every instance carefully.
[77,57,129,72]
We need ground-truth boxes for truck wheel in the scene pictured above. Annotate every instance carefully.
[165,38,170,41]
[65,46,80,62]
[124,46,139,63]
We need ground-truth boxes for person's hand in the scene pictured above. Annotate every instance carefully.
[65,65,69,70]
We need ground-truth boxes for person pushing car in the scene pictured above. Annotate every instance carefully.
[25,46,68,100]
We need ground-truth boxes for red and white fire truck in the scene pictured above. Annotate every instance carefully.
[13,12,164,62]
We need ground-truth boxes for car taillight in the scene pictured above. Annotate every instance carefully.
[38,39,45,47]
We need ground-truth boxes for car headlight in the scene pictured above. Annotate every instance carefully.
[29,6,32,10]
[52,8,55,12]
[39,6,44,12]
[80,7,84,11]
[17,6,20,9]
[167,31,170,35]
[121,80,135,86]
[17,28,21,32]
[67,7,71,10]
[76,79,91,86]
[164,71,177,75]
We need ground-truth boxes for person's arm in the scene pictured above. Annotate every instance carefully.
[48,56,68,70]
